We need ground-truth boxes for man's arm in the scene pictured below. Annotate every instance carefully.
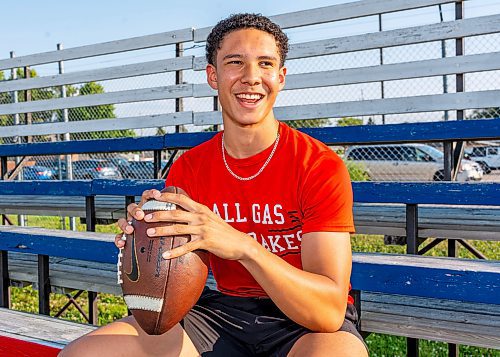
[238,231,352,332]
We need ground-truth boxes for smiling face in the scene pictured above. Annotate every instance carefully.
[206,28,286,129]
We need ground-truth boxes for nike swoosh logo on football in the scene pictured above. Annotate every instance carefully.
[125,233,140,282]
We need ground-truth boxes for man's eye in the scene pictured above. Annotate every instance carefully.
[228,60,242,65]
[261,61,273,67]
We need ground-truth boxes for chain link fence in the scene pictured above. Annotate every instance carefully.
[0,1,499,183]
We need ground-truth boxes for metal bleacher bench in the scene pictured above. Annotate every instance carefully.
[2,197,499,242]
[2,119,500,241]
[0,120,500,355]
[0,179,499,352]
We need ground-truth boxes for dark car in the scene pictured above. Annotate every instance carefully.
[72,160,122,180]
[45,159,68,179]
[121,161,155,179]
[9,165,54,180]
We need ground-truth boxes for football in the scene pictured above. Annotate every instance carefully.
[118,186,209,335]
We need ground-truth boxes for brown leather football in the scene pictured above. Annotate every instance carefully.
[118,186,209,335]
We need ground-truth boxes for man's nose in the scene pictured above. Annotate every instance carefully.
[241,64,261,86]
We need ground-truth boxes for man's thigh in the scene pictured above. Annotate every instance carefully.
[60,316,199,357]
[287,331,368,357]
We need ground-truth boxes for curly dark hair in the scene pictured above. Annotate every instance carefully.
[205,13,289,68]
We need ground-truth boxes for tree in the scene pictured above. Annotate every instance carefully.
[13,68,56,126]
[337,117,363,127]
[0,71,10,142]
[468,108,500,120]
[0,69,56,143]
[67,82,135,140]
[285,118,329,129]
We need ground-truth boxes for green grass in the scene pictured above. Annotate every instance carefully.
[7,215,500,355]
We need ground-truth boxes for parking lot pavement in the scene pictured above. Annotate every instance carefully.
[483,170,500,182]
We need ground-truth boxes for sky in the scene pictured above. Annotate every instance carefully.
[1,0,357,59]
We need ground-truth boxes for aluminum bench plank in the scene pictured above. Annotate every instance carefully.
[0,308,95,348]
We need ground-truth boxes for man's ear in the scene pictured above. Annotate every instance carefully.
[206,64,218,90]
[278,66,287,91]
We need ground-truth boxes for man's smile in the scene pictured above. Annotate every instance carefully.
[235,92,265,106]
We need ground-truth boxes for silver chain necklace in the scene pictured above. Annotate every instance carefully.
[222,132,280,181]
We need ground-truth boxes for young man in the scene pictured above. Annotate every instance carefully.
[62,14,368,357]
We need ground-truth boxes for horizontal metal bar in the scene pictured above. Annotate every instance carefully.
[193,0,456,42]
[193,14,500,69]
[351,252,500,305]
[353,182,500,206]
[0,28,193,70]
[194,90,500,125]
[300,118,500,145]
[0,180,498,206]
[0,112,193,138]
[283,52,500,90]
[0,118,498,157]
[0,135,165,156]
[0,226,117,264]
[0,57,194,93]
[0,84,193,115]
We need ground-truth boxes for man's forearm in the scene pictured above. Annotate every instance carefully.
[238,235,349,332]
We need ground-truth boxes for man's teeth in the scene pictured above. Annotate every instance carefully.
[236,94,263,100]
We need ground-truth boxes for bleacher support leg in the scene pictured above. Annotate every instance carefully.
[38,254,50,315]
[85,196,97,323]
[88,291,98,325]
[448,343,458,357]
[85,196,96,232]
[125,195,135,209]
[407,338,419,357]
[406,204,418,255]
[0,251,10,308]
[0,156,7,180]
[154,150,162,179]
[447,240,458,355]
[406,204,419,356]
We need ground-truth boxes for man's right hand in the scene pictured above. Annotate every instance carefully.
[114,189,163,248]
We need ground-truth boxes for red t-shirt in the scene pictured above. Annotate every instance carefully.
[166,122,354,300]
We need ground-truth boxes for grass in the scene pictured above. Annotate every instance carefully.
[7,215,500,356]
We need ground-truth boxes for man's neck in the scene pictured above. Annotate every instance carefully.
[222,119,280,159]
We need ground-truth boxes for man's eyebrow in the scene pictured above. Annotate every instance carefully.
[222,54,242,60]
[221,54,279,61]
[258,55,278,62]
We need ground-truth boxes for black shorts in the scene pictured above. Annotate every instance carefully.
[181,287,366,356]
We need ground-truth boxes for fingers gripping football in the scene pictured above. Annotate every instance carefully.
[114,189,162,249]
[145,192,252,261]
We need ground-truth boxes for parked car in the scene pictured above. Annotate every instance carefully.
[465,145,500,174]
[344,144,483,182]
[121,161,155,179]
[9,165,54,180]
[107,156,131,174]
[72,160,122,179]
[45,159,67,179]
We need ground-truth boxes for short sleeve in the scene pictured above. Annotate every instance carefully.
[299,152,354,234]
[165,155,196,200]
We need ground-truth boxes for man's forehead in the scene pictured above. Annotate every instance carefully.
[217,29,279,56]
[221,28,277,46]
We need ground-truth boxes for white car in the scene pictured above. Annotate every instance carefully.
[466,146,500,174]
[345,144,483,182]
